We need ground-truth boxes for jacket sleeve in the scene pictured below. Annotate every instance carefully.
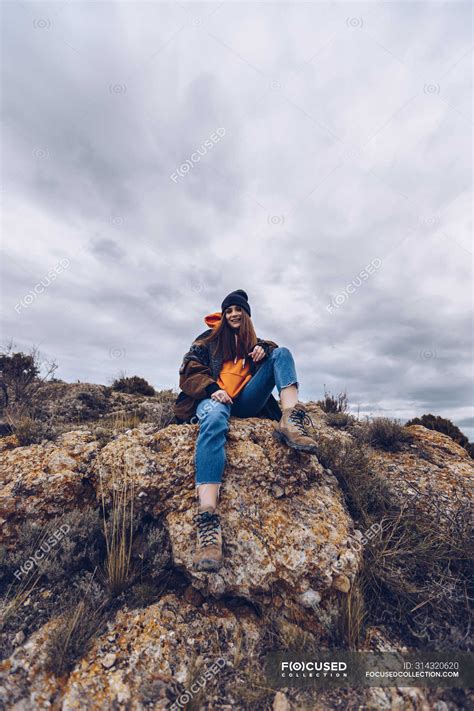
[256,338,279,357]
[178,341,220,399]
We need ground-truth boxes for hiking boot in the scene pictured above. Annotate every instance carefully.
[193,506,223,572]
[275,402,318,453]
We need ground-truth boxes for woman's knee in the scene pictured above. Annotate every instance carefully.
[272,346,291,358]
[197,399,228,418]
[198,403,230,432]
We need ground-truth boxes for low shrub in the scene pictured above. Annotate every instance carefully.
[75,390,110,419]
[129,582,162,608]
[0,504,171,664]
[0,508,103,588]
[134,521,170,582]
[362,487,473,648]
[5,406,57,445]
[112,375,155,396]
[325,412,352,428]
[359,417,413,452]
[317,388,348,414]
[142,403,176,430]
[0,508,106,660]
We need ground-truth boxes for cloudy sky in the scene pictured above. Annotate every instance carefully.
[1,0,473,436]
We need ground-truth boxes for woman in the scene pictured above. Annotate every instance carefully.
[174,289,317,572]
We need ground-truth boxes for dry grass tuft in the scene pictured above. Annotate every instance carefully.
[43,570,108,676]
[0,568,42,632]
[98,464,137,596]
[336,575,367,649]
[316,436,393,526]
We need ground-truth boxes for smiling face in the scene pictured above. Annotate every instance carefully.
[224,304,243,329]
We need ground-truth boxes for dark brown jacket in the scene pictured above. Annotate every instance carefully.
[173,328,282,424]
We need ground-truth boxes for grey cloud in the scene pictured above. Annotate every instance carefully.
[90,238,125,261]
[2,1,472,440]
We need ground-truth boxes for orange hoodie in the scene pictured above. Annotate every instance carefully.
[204,312,252,399]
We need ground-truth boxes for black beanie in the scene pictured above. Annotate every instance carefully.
[221,289,251,317]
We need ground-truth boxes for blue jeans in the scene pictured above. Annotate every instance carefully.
[194,347,298,486]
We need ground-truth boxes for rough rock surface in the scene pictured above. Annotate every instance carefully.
[1,416,362,618]
[33,381,175,426]
[0,430,99,542]
[0,593,262,709]
[0,596,460,711]
[370,424,473,526]
[96,419,361,606]
[306,403,474,537]
[1,402,473,710]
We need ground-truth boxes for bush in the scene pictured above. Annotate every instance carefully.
[153,388,176,404]
[0,342,57,409]
[0,508,104,589]
[134,521,170,582]
[317,388,348,414]
[360,417,413,452]
[406,413,473,457]
[325,412,352,428]
[75,390,110,419]
[0,505,171,664]
[112,375,155,396]
[5,406,57,445]
[0,508,106,660]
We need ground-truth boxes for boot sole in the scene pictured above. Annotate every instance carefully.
[274,429,319,454]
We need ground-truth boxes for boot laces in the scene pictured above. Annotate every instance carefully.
[288,407,314,435]
[195,510,220,547]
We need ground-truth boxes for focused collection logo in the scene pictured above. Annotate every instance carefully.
[266,652,472,688]
[281,660,347,677]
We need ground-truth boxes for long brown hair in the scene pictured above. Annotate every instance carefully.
[198,309,257,362]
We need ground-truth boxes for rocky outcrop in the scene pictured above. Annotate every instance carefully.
[305,403,473,538]
[32,382,175,426]
[0,430,100,543]
[1,416,361,619]
[1,402,473,710]
[1,593,262,709]
[369,423,473,526]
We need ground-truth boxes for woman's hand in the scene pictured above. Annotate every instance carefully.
[248,345,266,362]
[211,389,233,405]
